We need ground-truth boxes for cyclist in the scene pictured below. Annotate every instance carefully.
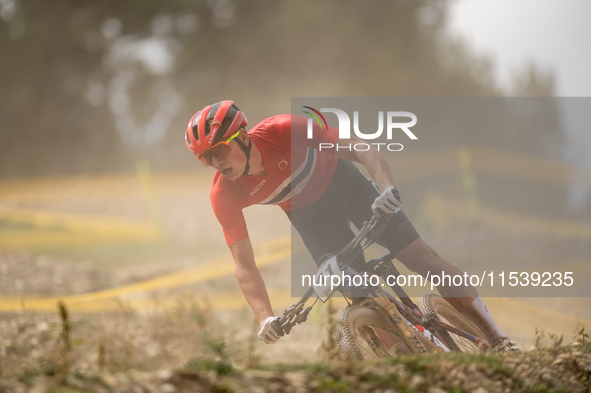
[185,100,519,352]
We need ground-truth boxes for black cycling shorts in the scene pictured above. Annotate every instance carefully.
[287,159,420,270]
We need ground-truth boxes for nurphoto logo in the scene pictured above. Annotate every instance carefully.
[303,106,417,152]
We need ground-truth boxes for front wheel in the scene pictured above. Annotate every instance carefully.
[418,294,486,352]
[335,305,414,359]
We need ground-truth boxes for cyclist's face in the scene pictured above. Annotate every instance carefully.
[210,138,248,180]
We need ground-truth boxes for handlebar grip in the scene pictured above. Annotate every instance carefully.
[374,209,394,224]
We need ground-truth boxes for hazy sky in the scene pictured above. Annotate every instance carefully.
[448,0,591,96]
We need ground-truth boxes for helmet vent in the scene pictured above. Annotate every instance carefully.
[192,114,200,141]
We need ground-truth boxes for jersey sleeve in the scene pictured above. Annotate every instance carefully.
[210,182,249,247]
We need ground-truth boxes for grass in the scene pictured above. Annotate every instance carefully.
[16,365,40,386]
[2,303,590,393]
[184,358,235,375]
[46,387,87,393]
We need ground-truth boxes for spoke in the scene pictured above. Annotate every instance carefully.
[355,324,405,358]
[374,326,397,355]
[354,332,378,359]
[438,315,480,352]
[369,326,389,357]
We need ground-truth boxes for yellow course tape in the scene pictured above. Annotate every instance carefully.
[0,207,160,239]
[0,237,292,312]
[0,231,155,249]
[423,193,591,239]
[385,147,591,185]
[470,147,591,187]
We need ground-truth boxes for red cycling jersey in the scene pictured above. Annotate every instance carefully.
[210,114,339,246]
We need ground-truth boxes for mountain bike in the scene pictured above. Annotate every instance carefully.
[276,214,488,359]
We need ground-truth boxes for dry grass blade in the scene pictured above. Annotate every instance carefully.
[57,300,71,374]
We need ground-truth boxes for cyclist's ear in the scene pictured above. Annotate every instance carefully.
[238,128,250,146]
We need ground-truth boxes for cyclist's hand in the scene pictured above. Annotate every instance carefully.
[258,316,283,344]
[371,186,402,220]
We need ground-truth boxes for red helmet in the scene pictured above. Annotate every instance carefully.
[185,100,248,157]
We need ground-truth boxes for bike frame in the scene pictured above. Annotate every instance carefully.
[278,215,489,351]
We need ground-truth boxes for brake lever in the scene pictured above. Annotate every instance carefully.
[367,208,399,242]
[278,302,314,335]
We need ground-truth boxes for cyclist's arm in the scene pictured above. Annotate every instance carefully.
[229,238,275,324]
[332,136,396,192]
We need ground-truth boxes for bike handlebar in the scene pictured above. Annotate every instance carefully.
[277,213,394,335]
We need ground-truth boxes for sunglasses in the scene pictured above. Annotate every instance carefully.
[197,129,242,167]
